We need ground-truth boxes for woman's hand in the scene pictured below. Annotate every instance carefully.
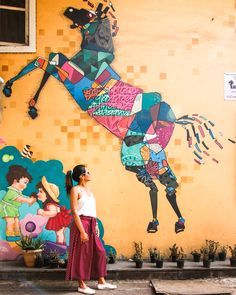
[80,231,89,243]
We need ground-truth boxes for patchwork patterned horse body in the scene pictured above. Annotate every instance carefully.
[3,3,185,233]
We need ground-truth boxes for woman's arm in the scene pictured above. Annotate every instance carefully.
[70,186,89,243]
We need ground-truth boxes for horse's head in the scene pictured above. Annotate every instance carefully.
[64,3,114,53]
[64,7,96,29]
[64,2,112,29]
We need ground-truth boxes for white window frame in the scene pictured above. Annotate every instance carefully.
[0,0,36,53]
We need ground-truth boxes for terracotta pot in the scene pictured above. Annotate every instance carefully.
[23,249,43,267]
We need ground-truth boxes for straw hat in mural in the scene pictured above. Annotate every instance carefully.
[42,176,60,203]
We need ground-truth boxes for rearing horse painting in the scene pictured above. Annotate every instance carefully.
[2,1,234,234]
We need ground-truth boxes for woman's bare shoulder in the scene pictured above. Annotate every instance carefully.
[71,185,82,196]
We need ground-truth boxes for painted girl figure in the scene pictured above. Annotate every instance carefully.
[36,176,72,245]
[65,164,117,294]
[0,165,36,241]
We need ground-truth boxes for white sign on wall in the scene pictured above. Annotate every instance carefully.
[224,72,236,101]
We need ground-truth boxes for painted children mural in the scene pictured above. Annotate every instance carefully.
[0,146,116,261]
[36,176,72,245]
[0,165,36,241]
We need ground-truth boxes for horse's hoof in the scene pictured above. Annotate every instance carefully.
[175,217,185,233]
[3,81,13,97]
[28,106,38,119]
[29,98,36,107]
[147,220,159,233]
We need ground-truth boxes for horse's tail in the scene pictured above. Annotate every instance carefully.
[175,114,235,165]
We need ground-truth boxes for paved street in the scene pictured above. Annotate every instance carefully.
[0,280,155,295]
[0,278,236,295]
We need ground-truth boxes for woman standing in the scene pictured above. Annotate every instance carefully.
[65,164,116,295]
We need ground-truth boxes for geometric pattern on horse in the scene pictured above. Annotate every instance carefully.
[2,3,186,234]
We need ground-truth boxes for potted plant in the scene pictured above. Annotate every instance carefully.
[229,245,236,267]
[58,258,66,268]
[35,251,44,268]
[191,250,201,262]
[155,250,164,268]
[169,243,179,262]
[57,251,68,268]
[207,240,219,262]
[42,252,51,267]
[148,247,157,263]
[48,250,60,268]
[176,247,185,269]
[15,235,44,267]
[201,243,211,268]
[133,241,143,268]
[218,245,228,261]
[107,249,117,264]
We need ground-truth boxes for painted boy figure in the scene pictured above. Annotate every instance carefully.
[0,165,36,241]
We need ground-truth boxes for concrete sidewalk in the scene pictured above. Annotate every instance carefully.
[0,278,236,295]
[0,259,236,281]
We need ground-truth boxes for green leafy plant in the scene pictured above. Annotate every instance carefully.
[229,245,236,258]
[133,241,143,262]
[107,249,117,263]
[191,249,201,262]
[15,235,44,251]
[148,247,157,262]
[49,250,60,261]
[207,240,219,255]
[169,243,179,260]
[200,240,219,260]
[148,247,157,256]
[156,250,164,260]
[177,247,185,260]
[200,245,210,260]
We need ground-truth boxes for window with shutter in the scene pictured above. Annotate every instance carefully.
[0,0,36,52]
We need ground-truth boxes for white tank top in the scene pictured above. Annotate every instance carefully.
[77,188,97,218]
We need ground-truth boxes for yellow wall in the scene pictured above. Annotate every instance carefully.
[0,0,236,258]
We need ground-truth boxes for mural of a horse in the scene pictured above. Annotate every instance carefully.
[3,2,234,234]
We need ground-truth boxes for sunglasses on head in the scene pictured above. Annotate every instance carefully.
[83,171,91,175]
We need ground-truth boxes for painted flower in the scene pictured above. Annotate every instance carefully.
[20,213,48,237]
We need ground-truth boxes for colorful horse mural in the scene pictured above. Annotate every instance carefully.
[2,1,234,234]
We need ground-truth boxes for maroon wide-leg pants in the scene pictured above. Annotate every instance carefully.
[66,215,107,281]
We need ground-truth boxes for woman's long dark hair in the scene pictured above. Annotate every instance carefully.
[65,164,86,195]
